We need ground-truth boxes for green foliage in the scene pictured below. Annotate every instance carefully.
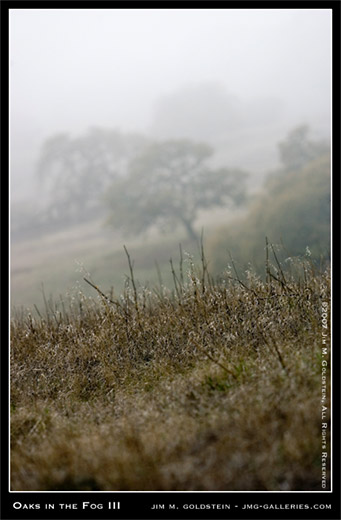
[209,151,330,274]
[105,139,248,240]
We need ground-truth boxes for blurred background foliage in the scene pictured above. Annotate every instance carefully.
[208,129,330,275]
[209,150,330,272]
[11,124,331,308]
[104,139,248,241]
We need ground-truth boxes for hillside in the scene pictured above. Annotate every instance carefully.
[11,248,331,491]
[209,153,331,274]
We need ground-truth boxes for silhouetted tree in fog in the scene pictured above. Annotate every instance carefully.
[37,128,148,224]
[278,125,329,171]
[151,82,243,142]
[105,139,248,240]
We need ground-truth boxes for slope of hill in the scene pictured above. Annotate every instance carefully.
[11,250,330,491]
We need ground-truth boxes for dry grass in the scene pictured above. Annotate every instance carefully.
[10,245,331,491]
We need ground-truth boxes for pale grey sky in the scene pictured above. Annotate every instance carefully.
[10,8,332,199]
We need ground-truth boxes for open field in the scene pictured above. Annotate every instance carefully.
[10,206,245,311]
[11,220,187,310]
[10,248,330,491]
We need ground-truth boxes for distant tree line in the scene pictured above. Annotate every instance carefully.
[209,125,331,273]
[36,128,149,224]
[22,123,329,252]
[35,128,249,240]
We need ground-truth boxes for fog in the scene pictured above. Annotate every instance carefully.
[10,8,331,201]
[10,8,332,309]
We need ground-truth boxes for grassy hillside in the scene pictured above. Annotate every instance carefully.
[10,205,245,310]
[208,153,331,274]
[11,247,330,491]
[10,219,195,310]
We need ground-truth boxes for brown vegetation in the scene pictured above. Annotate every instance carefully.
[10,244,330,491]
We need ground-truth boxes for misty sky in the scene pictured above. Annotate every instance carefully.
[10,8,332,199]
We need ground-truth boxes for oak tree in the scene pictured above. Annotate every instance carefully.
[105,139,248,240]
